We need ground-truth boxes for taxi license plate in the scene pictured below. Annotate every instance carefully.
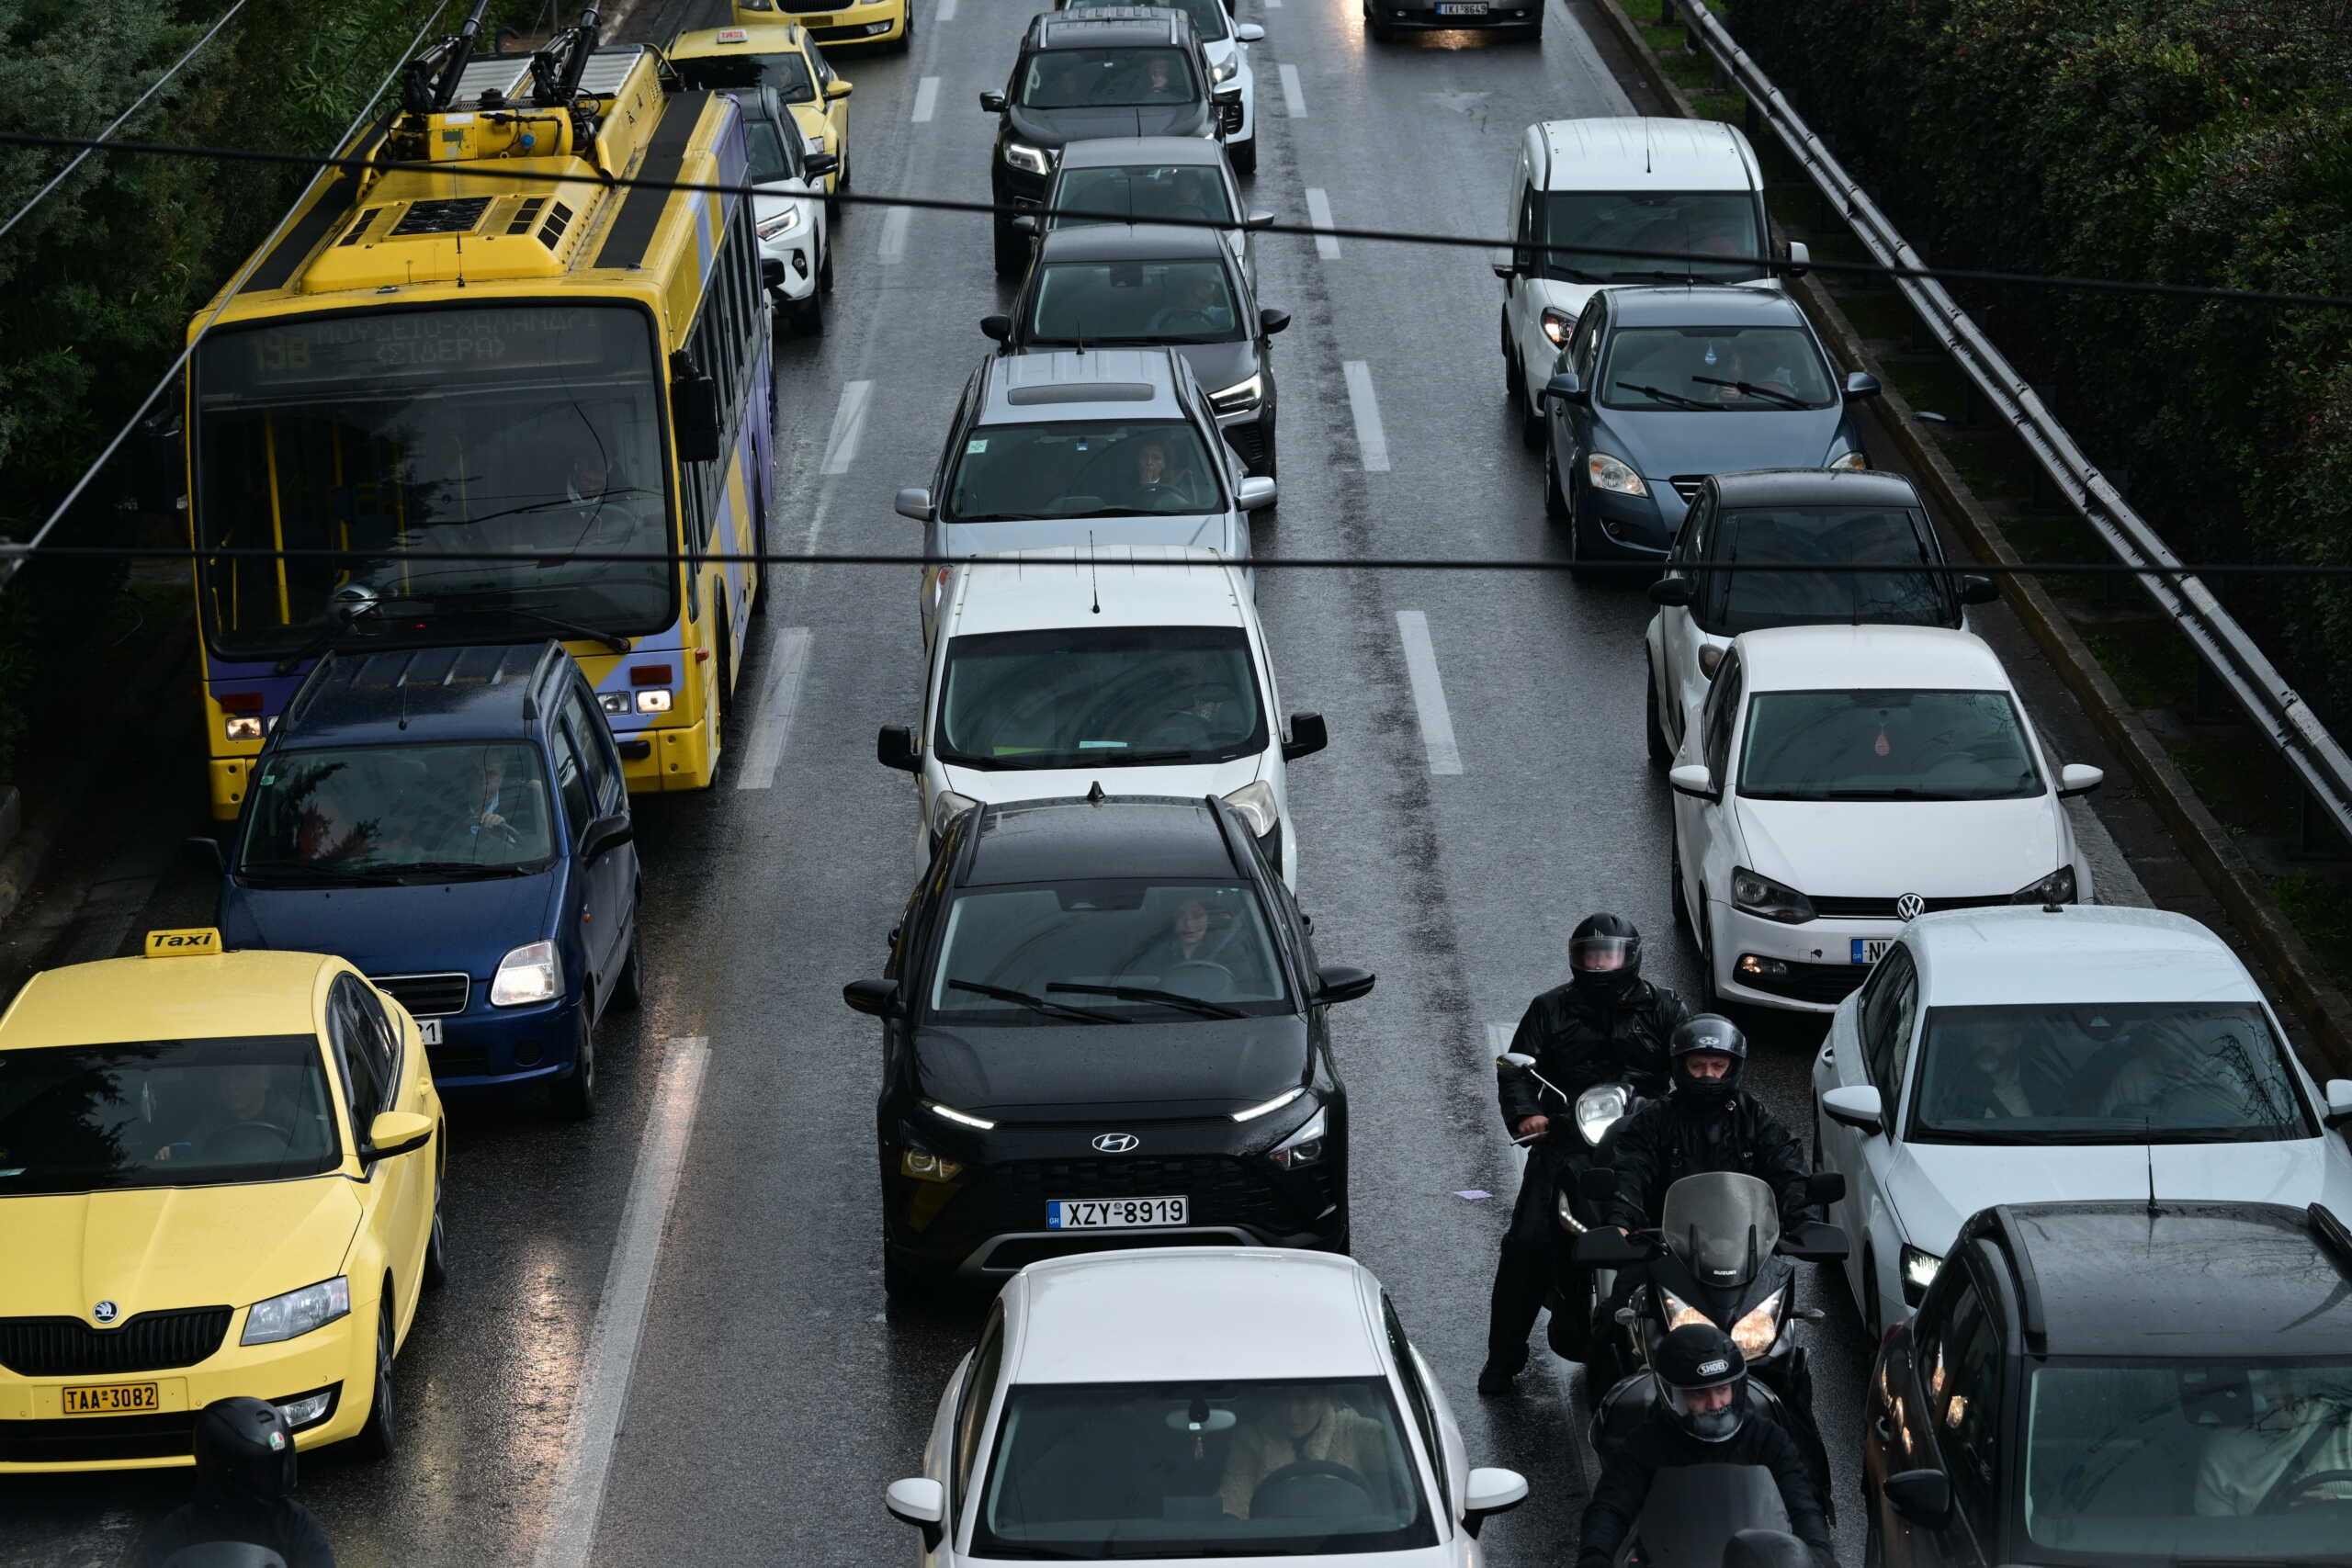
[1437,3,1490,13]
[62,1382,160,1416]
[1048,1197,1187,1230]
[1851,938,1893,965]
[417,1018,442,1045]
[803,12,834,23]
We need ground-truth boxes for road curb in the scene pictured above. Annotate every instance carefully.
[1587,0,2352,1073]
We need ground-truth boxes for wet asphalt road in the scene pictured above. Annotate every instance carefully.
[0,0,2188,1562]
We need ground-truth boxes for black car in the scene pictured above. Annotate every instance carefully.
[982,8,1236,273]
[1864,1200,2352,1568]
[983,222,1289,476]
[1364,0,1545,43]
[842,795,1373,1297]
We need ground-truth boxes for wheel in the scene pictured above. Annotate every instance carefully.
[1645,661,1672,765]
[421,1182,448,1291]
[1501,311,1521,399]
[1543,437,1570,520]
[819,242,835,293]
[893,3,913,51]
[1363,1,1393,40]
[1232,135,1257,175]
[1693,894,1724,1011]
[883,1228,922,1303]
[608,912,643,1010]
[352,1298,398,1461]
[1521,17,1544,41]
[797,294,827,336]
[713,605,735,763]
[992,220,1028,276]
[551,1009,597,1121]
[1565,489,1592,580]
[749,505,771,617]
[1519,386,1544,450]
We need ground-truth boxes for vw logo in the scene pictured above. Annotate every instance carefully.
[1894,893,1926,922]
[91,1301,119,1325]
[1091,1133,1140,1154]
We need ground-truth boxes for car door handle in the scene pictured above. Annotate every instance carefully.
[1873,1415,1894,1445]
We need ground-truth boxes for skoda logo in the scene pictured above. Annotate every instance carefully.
[1895,892,1927,922]
[1091,1133,1140,1154]
[91,1301,119,1325]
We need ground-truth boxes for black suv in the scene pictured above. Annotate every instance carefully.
[982,8,1234,273]
[1865,1201,2352,1568]
[842,795,1373,1297]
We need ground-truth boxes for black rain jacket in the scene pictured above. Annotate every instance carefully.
[140,1494,336,1568]
[1602,1090,1814,1233]
[1496,978,1688,1128]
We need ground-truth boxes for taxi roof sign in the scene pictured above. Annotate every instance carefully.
[146,928,224,958]
[715,27,749,41]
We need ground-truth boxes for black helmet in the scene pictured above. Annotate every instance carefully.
[1653,1322,1748,1443]
[1669,1013,1747,1106]
[192,1396,296,1501]
[1569,913,1642,1000]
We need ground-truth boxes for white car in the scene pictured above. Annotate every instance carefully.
[876,545,1326,885]
[1057,0,1264,173]
[729,85,832,333]
[884,1248,1529,1566]
[1812,903,2352,1337]
[1667,625,2105,1013]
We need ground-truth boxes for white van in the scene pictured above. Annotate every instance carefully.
[875,546,1328,885]
[1492,117,1805,444]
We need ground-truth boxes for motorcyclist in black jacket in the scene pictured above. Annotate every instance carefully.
[140,1399,335,1568]
[1577,1324,1835,1568]
[1480,913,1690,1394]
[1601,1014,1815,1237]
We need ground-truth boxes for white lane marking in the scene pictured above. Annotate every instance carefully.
[531,1038,712,1568]
[820,379,874,476]
[2069,798,2151,908]
[1305,186,1340,260]
[1396,611,1464,775]
[1277,62,1306,118]
[878,205,912,264]
[734,628,815,791]
[911,75,940,123]
[1264,0,1281,8]
[1342,360,1389,473]
[937,0,958,17]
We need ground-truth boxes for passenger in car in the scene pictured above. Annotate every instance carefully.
[1216,1388,1389,1518]
[2193,1366,2352,1514]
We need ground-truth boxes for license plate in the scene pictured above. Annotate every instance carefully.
[62,1382,159,1416]
[417,1018,443,1045]
[1047,1197,1188,1229]
[1851,938,1893,965]
[804,12,834,23]
[1437,3,1489,13]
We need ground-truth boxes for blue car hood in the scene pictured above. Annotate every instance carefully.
[1594,406,1850,484]
[222,872,561,976]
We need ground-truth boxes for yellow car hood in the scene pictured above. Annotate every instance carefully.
[2,1179,366,1320]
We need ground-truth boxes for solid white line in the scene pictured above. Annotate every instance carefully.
[878,205,912,264]
[1396,611,1464,775]
[910,75,940,123]
[936,0,958,17]
[820,379,873,476]
[1263,0,1281,8]
[1305,187,1340,260]
[1277,62,1306,119]
[734,628,815,791]
[531,1038,712,1568]
[2069,798,2151,908]
[1341,360,1389,473]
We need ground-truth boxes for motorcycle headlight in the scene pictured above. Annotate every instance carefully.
[1731,866,1815,924]
[1587,453,1647,497]
[241,1277,350,1346]
[490,940,562,1007]
[1210,371,1263,415]
[2011,866,2075,905]
[1222,780,1277,837]
[757,206,803,239]
[1268,1105,1326,1168]
[900,1145,963,1183]
[1574,1083,1628,1147]
[1731,1291,1784,1359]
[1828,450,1868,471]
[1541,306,1577,346]
[1900,1245,1942,1304]
[1660,1291,1708,1333]
[1003,141,1054,175]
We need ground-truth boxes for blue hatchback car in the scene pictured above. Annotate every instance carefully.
[216,641,641,1118]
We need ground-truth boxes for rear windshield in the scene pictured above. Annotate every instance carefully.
[1700,505,1957,634]
[1028,260,1241,346]
[1021,48,1198,108]
[1049,164,1234,228]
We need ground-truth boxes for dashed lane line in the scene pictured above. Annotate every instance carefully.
[734,628,815,792]
[878,205,911,264]
[1342,359,1389,473]
[937,0,958,17]
[1396,611,1464,775]
[1305,186,1340,260]
[1278,62,1306,118]
[820,379,874,476]
[910,75,939,123]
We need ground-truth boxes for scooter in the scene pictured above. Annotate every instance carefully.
[1493,1053,1645,1361]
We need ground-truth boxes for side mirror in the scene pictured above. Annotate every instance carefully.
[979,89,1007,112]
[980,313,1013,344]
[578,812,634,863]
[1804,1169,1848,1206]
[1461,1467,1527,1538]
[1243,209,1275,231]
[1542,370,1588,407]
[1843,370,1883,401]
[669,351,724,464]
[824,79,854,101]
[1011,213,1040,234]
[1883,1469,1953,1527]
[895,486,935,523]
[1959,573,1999,605]
[1237,475,1277,512]
[1496,1051,1538,1073]
[876,725,921,773]
[1315,964,1375,1005]
[1489,246,1516,282]
[185,834,227,874]
[1259,307,1291,336]
[884,1477,945,1552]
[2324,1078,2352,1129]
[1778,1220,1851,1264]
[1235,20,1266,41]
[1281,710,1328,761]
[1784,240,1810,279]
[842,978,899,1018]
[1647,575,1695,608]
[1577,1167,1620,1203]
[134,416,185,515]
[1667,763,1717,801]
[1820,1084,1884,1134]
[2057,763,2104,797]
[803,151,840,179]
[1572,1227,1654,1268]
[362,1110,434,1162]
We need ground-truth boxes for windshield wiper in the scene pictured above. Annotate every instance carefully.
[946,512,1044,524]
[373,593,631,654]
[1046,982,1248,1019]
[946,978,1128,1024]
[1613,380,1710,411]
[382,860,541,879]
[1611,268,1706,284]
[236,863,413,886]
[1690,375,1806,410]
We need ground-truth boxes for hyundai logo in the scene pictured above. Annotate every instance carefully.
[1091,1133,1140,1154]
[1894,892,1926,922]
[92,1301,119,1325]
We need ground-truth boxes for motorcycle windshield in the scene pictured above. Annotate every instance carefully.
[1626,1463,1791,1568]
[1660,1172,1781,1290]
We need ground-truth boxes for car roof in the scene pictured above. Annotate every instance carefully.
[977,347,1189,423]
[0,949,337,1049]
[1905,905,2260,1010]
[666,23,808,56]
[947,546,1248,636]
[1975,1201,2352,1359]
[962,795,1239,886]
[1032,8,1189,47]
[1531,117,1761,193]
[1707,468,1922,509]
[1055,135,1229,170]
[1605,285,1806,328]
[1035,220,1229,264]
[1730,625,2011,693]
[1004,1249,1387,1382]
[275,642,567,749]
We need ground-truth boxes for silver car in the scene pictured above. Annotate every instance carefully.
[895,348,1275,639]
[1026,136,1271,291]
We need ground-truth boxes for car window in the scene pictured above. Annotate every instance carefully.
[328,976,389,1130]
[1599,325,1836,411]
[1020,47,1198,108]
[943,420,1221,522]
[1027,259,1242,345]
[937,624,1266,771]
[808,39,835,87]
[1859,946,1918,1094]
[1572,307,1604,381]
[354,983,406,1096]
[1702,506,1956,633]
[1512,181,1538,276]
[1533,190,1765,286]
[1064,0,1229,41]
[1678,494,1713,568]
[742,117,801,184]
[955,1313,1007,1510]
[1700,654,1743,778]
[551,720,594,838]
[1738,689,2043,803]
[673,51,816,103]
[239,741,555,875]
[567,687,622,810]
[1383,1298,1449,1506]
[1051,164,1235,228]
[1928,1282,2002,1524]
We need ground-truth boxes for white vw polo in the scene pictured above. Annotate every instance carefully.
[1811,903,2352,1337]
[884,1248,1529,1565]
[1667,625,2105,1013]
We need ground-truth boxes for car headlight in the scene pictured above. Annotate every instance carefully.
[1731,866,1815,924]
[1574,1083,1628,1147]
[1222,780,1277,837]
[931,788,978,834]
[490,940,562,1007]
[2012,866,2075,905]
[926,1100,997,1131]
[758,206,802,239]
[900,1145,964,1182]
[1210,371,1263,415]
[241,1277,350,1346]
[1268,1105,1325,1168]
[1586,453,1647,497]
[1900,1245,1942,1305]
[1212,55,1238,84]
[1660,1291,1709,1333]
[1003,141,1054,175]
[1731,1291,1784,1359]
[1828,450,1868,471]
[1233,1085,1305,1122]
[1541,307,1577,346]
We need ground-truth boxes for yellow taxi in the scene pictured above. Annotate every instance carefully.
[0,930,447,1471]
[667,25,855,200]
[732,0,910,52]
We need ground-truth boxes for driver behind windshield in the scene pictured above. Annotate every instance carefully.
[1216,1387,1390,1518]
[154,1063,284,1164]
[1112,436,1209,511]
[2194,1365,2352,1515]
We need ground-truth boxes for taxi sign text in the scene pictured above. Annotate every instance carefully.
[145,928,223,958]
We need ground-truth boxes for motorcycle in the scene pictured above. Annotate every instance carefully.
[1610,1463,1792,1568]
[1493,1052,1645,1361]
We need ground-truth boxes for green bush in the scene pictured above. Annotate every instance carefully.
[1723,0,2352,724]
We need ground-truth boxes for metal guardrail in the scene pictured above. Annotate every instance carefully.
[1661,0,2352,851]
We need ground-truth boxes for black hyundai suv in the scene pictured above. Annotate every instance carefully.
[982,8,1235,273]
[1864,1200,2352,1568]
[843,794,1373,1298]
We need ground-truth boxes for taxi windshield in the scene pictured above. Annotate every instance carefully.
[673,50,817,103]
[944,421,1222,522]
[235,741,556,882]
[1020,48,1199,108]
[0,1036,341,1196]
[1028,260,1242,345]
[1049,164,1234,228]
[937,625,1265,770]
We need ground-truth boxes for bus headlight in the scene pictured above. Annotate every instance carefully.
[224,716,265,741]
[598,693,632,716]
[635,689,672,714]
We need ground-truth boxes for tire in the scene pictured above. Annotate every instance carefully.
[893,4,913,51]
[1501,311,1521,400]
[1543,438,1570,520]
[1521,17,1544,41]
[351,1298,398,1461]
[819,242,835,293]
[1363,2,1394,41]
[1565,490,1592,581]
[608,912,643,1011]
[797,295,827,337]
[1232,135,1257,176]
[883,1231,922,1303]
[1645,661,1672,765]
[713,605,735,762]
[992,220,1028,276]
[1518,388,1544,451]
[421,1182,448,1291]
[1693,896,1724,1012]
[551,1008,597,1121]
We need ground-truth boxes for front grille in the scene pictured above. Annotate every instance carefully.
[372,972,469,1018]
[1220,97,1245,135]
[0,1309,232,1377]
[0,1410,198,1464]
[989,1155,1293,1234]
[1807,894,2011,920]
[426,1043,492,1079]
[1668,476,1707,504]
[1737,959,1870,1005]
